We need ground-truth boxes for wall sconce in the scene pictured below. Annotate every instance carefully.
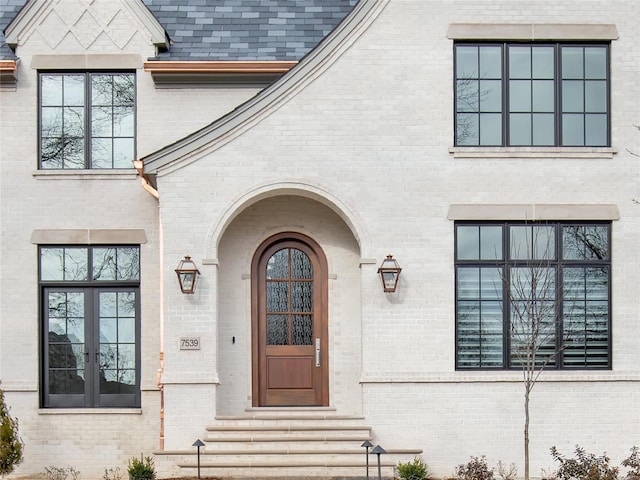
[175,256,200,294]
[377,254,401,292]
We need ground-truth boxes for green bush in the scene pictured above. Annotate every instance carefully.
[396,456,429,480]
[127,455,156,480]
[0,388,24,477]
[455,456,494,480]
[550,445,619,480]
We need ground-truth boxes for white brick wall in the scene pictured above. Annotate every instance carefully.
[157,0,640,478]
[2,0,639,479]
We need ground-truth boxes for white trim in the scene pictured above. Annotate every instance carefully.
[360,371,640,384]
[447,204,620,221]
[31,229,148,245]
[447,23,618,40]
[32,170,137,180]
[38,409,143,415]
[31,54,143,70]
[449,147,617,159]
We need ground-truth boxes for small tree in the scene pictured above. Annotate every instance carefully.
[501,224,605,480]
[0,388,24,477]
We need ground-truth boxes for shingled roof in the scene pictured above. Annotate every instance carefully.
[0,0,23,60]
[143,0,358,61]
[0,0,358,61]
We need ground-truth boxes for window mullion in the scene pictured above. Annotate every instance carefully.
[502,43,508,147]
[83,287,94,407]
[85,73,91,169]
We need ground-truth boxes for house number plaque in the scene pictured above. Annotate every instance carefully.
[180,337,201,350]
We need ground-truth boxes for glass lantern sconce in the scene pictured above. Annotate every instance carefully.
[175,255,200,294]
[377,254,401,292]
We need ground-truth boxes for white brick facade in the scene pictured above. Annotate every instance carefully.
[1,0,638,479]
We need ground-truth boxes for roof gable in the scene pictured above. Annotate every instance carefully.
[141,0,386,184]
[3,0,166,53]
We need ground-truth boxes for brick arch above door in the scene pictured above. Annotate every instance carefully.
[203,180,372,261]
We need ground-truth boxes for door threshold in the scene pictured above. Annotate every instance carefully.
[245,406,336,412]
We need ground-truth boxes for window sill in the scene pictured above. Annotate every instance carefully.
[33,169,138,180]
[38,408,142,415]
[449,146,617,159]
[360,371,640,384]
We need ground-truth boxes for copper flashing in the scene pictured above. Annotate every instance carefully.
[0,60,17,73]
[133,160,159,199]
[143,60,297,75]
[0,60,18,85]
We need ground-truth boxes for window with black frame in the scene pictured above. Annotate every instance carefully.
[39,72,135,169]
[454,222,610,370]
[39,246,140,407]
[454,43,609,147]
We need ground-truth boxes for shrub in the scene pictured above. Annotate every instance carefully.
[40,466,81,480]
[396,456,430,480]
[623,447,640,480]
[0,389,24,477]
[497,461,518,480]
[102,467,122,480]
[455,456,494,480]
[127,455,156,480]
[550,445,619,480]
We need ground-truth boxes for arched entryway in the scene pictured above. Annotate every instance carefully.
[251,232,329,406]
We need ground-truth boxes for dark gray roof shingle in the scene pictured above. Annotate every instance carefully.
[0,0,358,62]
[142,0,358,61]
[0,0,25,60]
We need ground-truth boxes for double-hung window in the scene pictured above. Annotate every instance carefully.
[40,246,140,408]
[39,72,135,169]
[455,222,611,370]
[454,43,609,147]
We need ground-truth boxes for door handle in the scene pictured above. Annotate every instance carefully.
[315,338,320,367]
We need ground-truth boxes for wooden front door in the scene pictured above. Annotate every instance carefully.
[251,232,328,406]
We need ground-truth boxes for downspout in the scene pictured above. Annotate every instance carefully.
[133,160,159,200]
[133,160,164,448]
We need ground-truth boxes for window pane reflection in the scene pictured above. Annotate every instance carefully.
[40,72,135,169]
[47,291,86,395]
[456,221,610,370]
[99,291,137,395]
[454,43,608,147]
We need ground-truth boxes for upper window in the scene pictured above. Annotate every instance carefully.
[455,222,610,370]
[454,43,609,147]
[40,246,140,407]
[39,72,136,169]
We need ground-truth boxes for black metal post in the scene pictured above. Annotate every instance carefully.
[192,439,205,479]
[371,445,386,480]
[361,440,373,480]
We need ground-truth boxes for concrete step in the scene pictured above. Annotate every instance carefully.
[154,410,421,479]
[155,451,401,479]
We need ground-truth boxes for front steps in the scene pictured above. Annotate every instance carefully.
[155,408,422,479]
